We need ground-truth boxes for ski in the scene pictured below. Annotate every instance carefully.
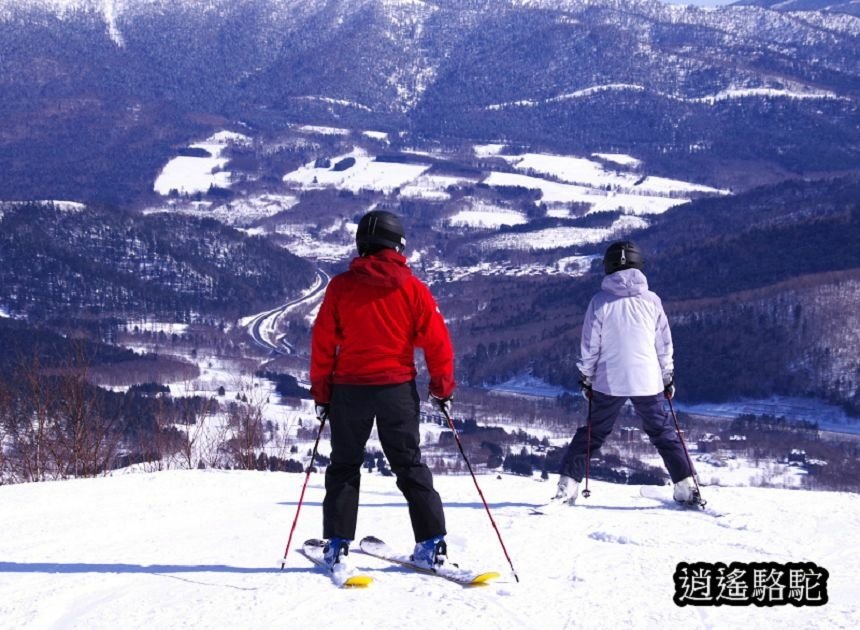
[358,536,501,586]
[639,485,724,517]
[528,500,572,516]
[298,539,374,588]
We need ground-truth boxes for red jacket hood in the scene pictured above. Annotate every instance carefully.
[348,249,412,288]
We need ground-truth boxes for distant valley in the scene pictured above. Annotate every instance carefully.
[1,0,858,487]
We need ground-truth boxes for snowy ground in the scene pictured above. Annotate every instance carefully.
[153,131,250,196]
[477,215,649,251]
[282,148,431,194]
[146,132,729,273]
[447,203,529,229]
[0,471,856,629]
[161,193,301,228]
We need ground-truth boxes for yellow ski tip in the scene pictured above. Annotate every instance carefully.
[469,572,502,585]
[344,575,374,588]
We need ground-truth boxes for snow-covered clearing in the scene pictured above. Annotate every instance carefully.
[447,204,529,229]
[362,130,390,142]
[283,149,431,194]
[484,171,596,204]
[479,215,649,251]
[421,257,593,283]
[489,152,726,215]
[154,131,250,196]
[473,143,506,158]
[592,153,643,168]
[483,83,842,110]
[483,171,689,216]
[274,219,360,262]
[161,193,300,227]
[634,175,728,196]
[399,174,474,201]
[0,470,856,629]
[500,153,640,189]
[694,87,842,105]
[294,124,352,136]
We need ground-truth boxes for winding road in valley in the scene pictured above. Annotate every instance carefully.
[245,269,329,355]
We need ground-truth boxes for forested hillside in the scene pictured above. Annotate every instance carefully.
[1,0,859,202]
[0,203,317,323]
[445,177,860,413]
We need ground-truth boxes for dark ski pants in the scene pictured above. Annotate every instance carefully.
[559,391,692,483]
[323,380,446,543]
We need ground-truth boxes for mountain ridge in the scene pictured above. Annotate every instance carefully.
[1,0,858,202]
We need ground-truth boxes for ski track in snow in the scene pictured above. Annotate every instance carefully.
[0,470,858,629]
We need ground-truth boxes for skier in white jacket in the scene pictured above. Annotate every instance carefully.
[553,241,698,505]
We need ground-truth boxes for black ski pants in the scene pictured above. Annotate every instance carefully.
[559,390,693,483]
[323,380,446,543]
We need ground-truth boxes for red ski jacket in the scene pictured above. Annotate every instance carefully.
[310,249,455,404]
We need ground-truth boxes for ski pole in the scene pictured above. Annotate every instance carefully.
[441,408,520,583]
[665,395,706,509]
[280,416,327,570]
[582,396,593,499]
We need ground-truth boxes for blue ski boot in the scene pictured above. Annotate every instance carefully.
[323,537,351,572]
[411,535,447,570]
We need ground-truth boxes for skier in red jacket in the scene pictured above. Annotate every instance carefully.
[310,210,455,573]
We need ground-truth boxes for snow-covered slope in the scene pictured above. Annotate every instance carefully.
[0,470,857,628]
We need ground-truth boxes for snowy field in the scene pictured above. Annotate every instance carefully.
[0,470,857,629]
[146,133,731,272]
[160,193,301,227]
[448,203,529,229]
[294,124,352,136]
[478,215,649,251]
[483,171,699,217]
[499,152,725,197]
[153,131,250,196]
[274,219,360,262]
[400,174,474,201]
[283,148,431,194]
[592,153,643,168]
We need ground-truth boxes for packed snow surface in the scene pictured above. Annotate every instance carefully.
[0,470,857,629]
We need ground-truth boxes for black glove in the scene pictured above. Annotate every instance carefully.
[314,403,330,422]
[430,394,453,416]
[663,374,676,400]
[579,376,593,401]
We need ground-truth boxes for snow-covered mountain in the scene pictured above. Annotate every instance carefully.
[1,0,858,204]
[735,0,860,16]
[0,469,857,628]
[0,0,858,462]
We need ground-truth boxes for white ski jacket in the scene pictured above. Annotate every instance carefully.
[576,268,674,397]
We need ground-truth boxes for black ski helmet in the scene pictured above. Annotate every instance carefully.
[603,240,644,275]
[355,210,406,256]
